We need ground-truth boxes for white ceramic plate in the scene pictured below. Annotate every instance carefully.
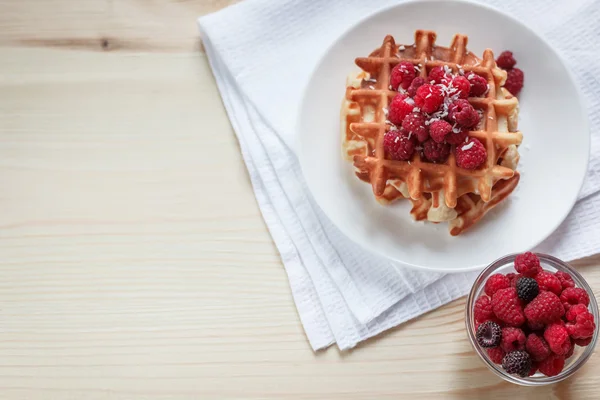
[297,0,589,272]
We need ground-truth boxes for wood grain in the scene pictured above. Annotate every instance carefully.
[0,1,598,399]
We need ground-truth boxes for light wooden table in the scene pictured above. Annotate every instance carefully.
[0,1,598,399]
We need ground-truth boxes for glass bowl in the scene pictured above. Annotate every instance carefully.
[466,253,598,386]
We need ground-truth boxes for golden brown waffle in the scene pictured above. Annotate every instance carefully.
[341,30,523,235]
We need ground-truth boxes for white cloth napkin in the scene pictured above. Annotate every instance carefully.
[198,0,600,351]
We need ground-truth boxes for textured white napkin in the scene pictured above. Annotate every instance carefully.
[198,0,600,350]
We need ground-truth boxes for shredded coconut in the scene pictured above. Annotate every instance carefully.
[461,142,475,151]
[467,73,475,80]
[365,78,377,83]
[399,45,406,51]
[394,136,400,143]
[368,85,375,90]
[382,107,388,115]
[412,107,421,112]
[459,68,465,75]
[426,93,432,99]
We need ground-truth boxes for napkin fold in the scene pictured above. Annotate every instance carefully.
[199,0,600,350]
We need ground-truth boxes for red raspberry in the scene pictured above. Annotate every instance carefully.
[491,287,525,327]
[414,84,444,113]
[506,272,517,283]
[574,337,593,346]
[428,66,450,84]
[444,127,468,145]
[390,61,416,90]
[474,295,495,323]
[455,137,487,170]
[538,353,565,377]
[448,99,480,128]
[525,333,551,362]
[555,271,575,290]
[383,130,415,161]
[565,340,575,359]
[566,311,595,339]
[524,291,565,325]
[560,287,590,311]
[504,68,524,97]
[501,327,526,352]
[422,140,450,163]
[452,76,471,99]
[514,252,541,277]
[407,77,426,97]
[467,73,488,97]
[429,120,451,143]
[566,304,589,322]
[544,323,571,355]
[485,274,511,297]
[388,94,414,125]
[402,112,429,142]
[528,362,538,377]
[535,271,562,296]
[496,51,517,70]
[487,347,505,364]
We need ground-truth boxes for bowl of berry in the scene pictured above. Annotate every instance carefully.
[466,252,598,385]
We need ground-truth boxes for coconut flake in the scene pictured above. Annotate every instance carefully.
[382,107,389,115]
[461,142,475,151]
[399,45,406,51]
[426,93,432,99]
[368,85,375,90]
[412,107,421,112]
[365,78,377,83]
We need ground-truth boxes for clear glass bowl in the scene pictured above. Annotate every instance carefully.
[465,253,598,386]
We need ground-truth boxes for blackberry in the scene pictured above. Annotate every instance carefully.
[516,277,539,303]
[476,321,502,348]
[502,350,532,377]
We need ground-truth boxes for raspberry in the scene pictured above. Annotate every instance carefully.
[565,340,575,359]
[514,252,541,277]
[407,77,426,97]
[452,76,471,99]
[428,66,450,84]
[455,137,487,170]
[538,354,565,377]
[491,287,525,327]
[504,68,524,96]
[429,120,452,143]
[390,61,416,90]
[515,277,539,303]
[402,112,429,142]
[500,327,526,352]
[474,295,494,323]
[496,51,517,70]
[566,304,589,322]
[528,362,538,377]
[444,127,468,145]
[422,140,450,163]
[487,347,505,364]
[560,287,590,311]
[388,94,414,125]
[506,273,517,284]
[477,321,502,348]
[485,274,511,297]
[414,84,444,113]
[574,337,593,346]
[555,271,575,290]
[544,323,571,355]
[448,99,480,128]
[524,291,564,325]
[566,311,595,339]
[383,130,415,161]
[467,73,488,97]
[502,351,531,377]
[535,271,562,296]
[525,333,551,362]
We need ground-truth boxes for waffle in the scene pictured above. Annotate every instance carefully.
[341,30,523,235]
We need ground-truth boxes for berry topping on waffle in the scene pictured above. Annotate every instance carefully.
[341,30,523,235]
